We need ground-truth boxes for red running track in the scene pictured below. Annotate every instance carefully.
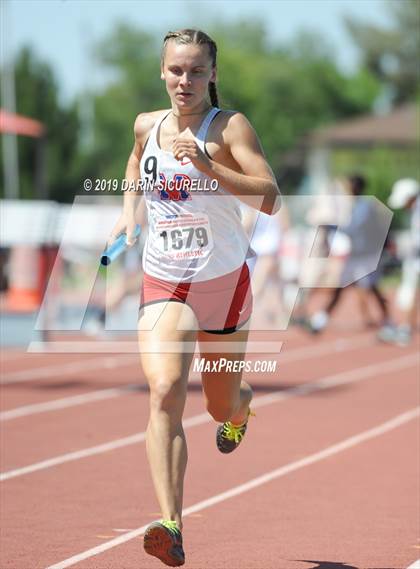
[0,319,419,569]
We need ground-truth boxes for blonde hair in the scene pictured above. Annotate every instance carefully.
[162,29,219,107]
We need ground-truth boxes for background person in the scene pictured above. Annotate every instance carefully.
[378,178,419,346]
[308,174,392,334]
[242,204,289,326]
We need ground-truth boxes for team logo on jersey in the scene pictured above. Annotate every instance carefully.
[158,173,192,202]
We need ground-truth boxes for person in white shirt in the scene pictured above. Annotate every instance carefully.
[378,178,419,346]
[108,28,281,567]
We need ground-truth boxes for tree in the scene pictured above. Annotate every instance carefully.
[0,47,80,201]
[86,22,380,189]
[214,26,380,175]
[82,24,167,183]
[345,0,420,103]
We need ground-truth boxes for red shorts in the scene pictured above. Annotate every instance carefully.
[140,264,252,334]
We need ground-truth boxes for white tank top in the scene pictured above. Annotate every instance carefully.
[140,108,251,282]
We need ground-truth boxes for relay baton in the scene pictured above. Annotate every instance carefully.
[100,225,141,266]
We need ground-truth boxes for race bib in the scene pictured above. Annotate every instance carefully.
[154,213,214,260]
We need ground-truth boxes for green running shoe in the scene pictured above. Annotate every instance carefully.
[216,408,255,454]
[143,520,185,567]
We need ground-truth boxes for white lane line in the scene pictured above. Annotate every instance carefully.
[251,352,418,409]
[0,412,211,482]
[0,355,138,385]
[1,335,372,420]
[45,407,419,569]
[0,386,137,421]
[271,334,370,364]
[1,352,417,482]
[407,560,420,569]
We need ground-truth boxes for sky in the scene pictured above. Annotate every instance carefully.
[2,0,392,103]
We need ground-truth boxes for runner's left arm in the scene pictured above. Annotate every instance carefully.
[212,113,281,215]
[173,113,281,215]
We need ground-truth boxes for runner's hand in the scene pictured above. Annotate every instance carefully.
[108,212,137,247]
[172,131,211,173]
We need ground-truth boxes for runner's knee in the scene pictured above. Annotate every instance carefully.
[240,381,253,403]
[149,377,186,413]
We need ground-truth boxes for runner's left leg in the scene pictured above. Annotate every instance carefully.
[197,325,252,426]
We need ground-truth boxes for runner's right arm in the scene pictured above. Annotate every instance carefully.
[109,113,156,245]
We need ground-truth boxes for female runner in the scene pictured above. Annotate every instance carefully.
[109,29,281,567]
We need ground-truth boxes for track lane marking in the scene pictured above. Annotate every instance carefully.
[1,352,417,482]
[251,352,418,409]
[44,407,419,569]
[0,386,136,421]
[0,414,210,482]
[0,355,138,385]
[1,335,374,420]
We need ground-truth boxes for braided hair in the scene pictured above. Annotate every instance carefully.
[162,29,219,107]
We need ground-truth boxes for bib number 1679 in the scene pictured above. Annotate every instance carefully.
[161,226,208,251]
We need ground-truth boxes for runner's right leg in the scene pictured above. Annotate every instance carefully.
[138,301,198,532]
